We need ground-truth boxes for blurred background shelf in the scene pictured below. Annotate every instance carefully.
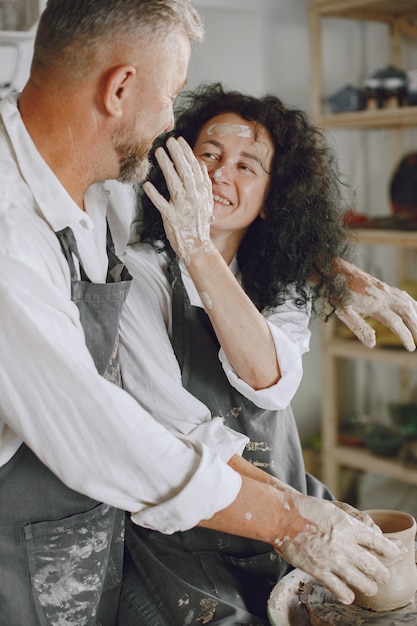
[309,0,417,499]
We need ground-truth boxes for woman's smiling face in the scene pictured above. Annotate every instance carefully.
[193,112,274,239]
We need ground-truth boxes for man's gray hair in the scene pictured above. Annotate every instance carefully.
[33,0,204,69]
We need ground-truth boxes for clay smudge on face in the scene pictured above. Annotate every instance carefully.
[213,167,223,182]
[206,123,253,138]
[245,511,252,521]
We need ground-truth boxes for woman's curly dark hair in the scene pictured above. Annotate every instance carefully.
[134,82,352,313]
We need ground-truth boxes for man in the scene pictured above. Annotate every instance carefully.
[0,2,402,625]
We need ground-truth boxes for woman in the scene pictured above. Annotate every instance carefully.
[118,83,407,625]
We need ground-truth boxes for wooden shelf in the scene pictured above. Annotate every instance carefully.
[309,0,417,125]
[325,338,417,368]
[351,228,417,247]
[312,0,417,21]
[310,0,417,499]
[317,107,417,129]
[331,444,417,486]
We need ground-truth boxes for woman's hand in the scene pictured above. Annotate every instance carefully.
[143,136,215,265]
[334,260,417,351]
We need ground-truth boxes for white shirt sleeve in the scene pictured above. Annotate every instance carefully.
[0,99,242,534]
[119,244,249,462]
[0,240,242,533]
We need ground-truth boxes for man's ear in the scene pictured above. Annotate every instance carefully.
[103,65,136,117]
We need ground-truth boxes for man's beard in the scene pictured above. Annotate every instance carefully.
[116,142,152,184]
[113,122,153,184]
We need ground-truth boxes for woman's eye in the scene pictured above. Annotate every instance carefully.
[239,163,255,174]
[200,152,219,161]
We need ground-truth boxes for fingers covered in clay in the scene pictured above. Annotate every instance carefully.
[331,500,381,531]
[143,136,214,264]
[335,305,377,348]
[272,494,402,605]
[334,262,417,351]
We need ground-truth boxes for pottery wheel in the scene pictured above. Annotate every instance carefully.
[303,580,417,626]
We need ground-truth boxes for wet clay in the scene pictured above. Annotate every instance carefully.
[354,510,417,612]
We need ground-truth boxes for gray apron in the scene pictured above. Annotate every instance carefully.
[124,257,333,626]
[0,225,131,626]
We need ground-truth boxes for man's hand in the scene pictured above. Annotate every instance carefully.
[334,261,417,351]
[143,136,215,265]
[273,493,402,605]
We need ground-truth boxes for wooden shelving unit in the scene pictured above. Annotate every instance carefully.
[308,0,417,497]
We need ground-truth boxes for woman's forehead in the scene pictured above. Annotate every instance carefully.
[206,121,253,138]
[197,112,274,166]
[200,112,255,137]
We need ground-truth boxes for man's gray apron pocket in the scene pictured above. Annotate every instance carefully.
[23,502,121,626]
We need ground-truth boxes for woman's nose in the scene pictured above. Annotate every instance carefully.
[211,165,232,184]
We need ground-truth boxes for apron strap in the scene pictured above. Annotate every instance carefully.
[167,257,189,371]
[55,226,91,283]
[55,225,132,285]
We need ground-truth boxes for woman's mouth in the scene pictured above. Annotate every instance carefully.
[213,194,231,206]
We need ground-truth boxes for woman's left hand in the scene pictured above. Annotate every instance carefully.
[334,261,417,351]
[143,136,215,265]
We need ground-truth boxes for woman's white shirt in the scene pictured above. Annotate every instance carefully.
[120,242,311,461]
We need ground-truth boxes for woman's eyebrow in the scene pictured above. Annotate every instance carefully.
[199,139,224,150]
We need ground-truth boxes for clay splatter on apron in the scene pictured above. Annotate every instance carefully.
[177,596,219,624]
[1,226,130,625]
[213,405,242,422]
[26,504,119,626]
[246,441,272,452]
[196,598,219,623]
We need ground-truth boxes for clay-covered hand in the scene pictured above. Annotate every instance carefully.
[142,136,215,265]
[273,492,402,605]
[331,500,378,527]
[334,262,417,351]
